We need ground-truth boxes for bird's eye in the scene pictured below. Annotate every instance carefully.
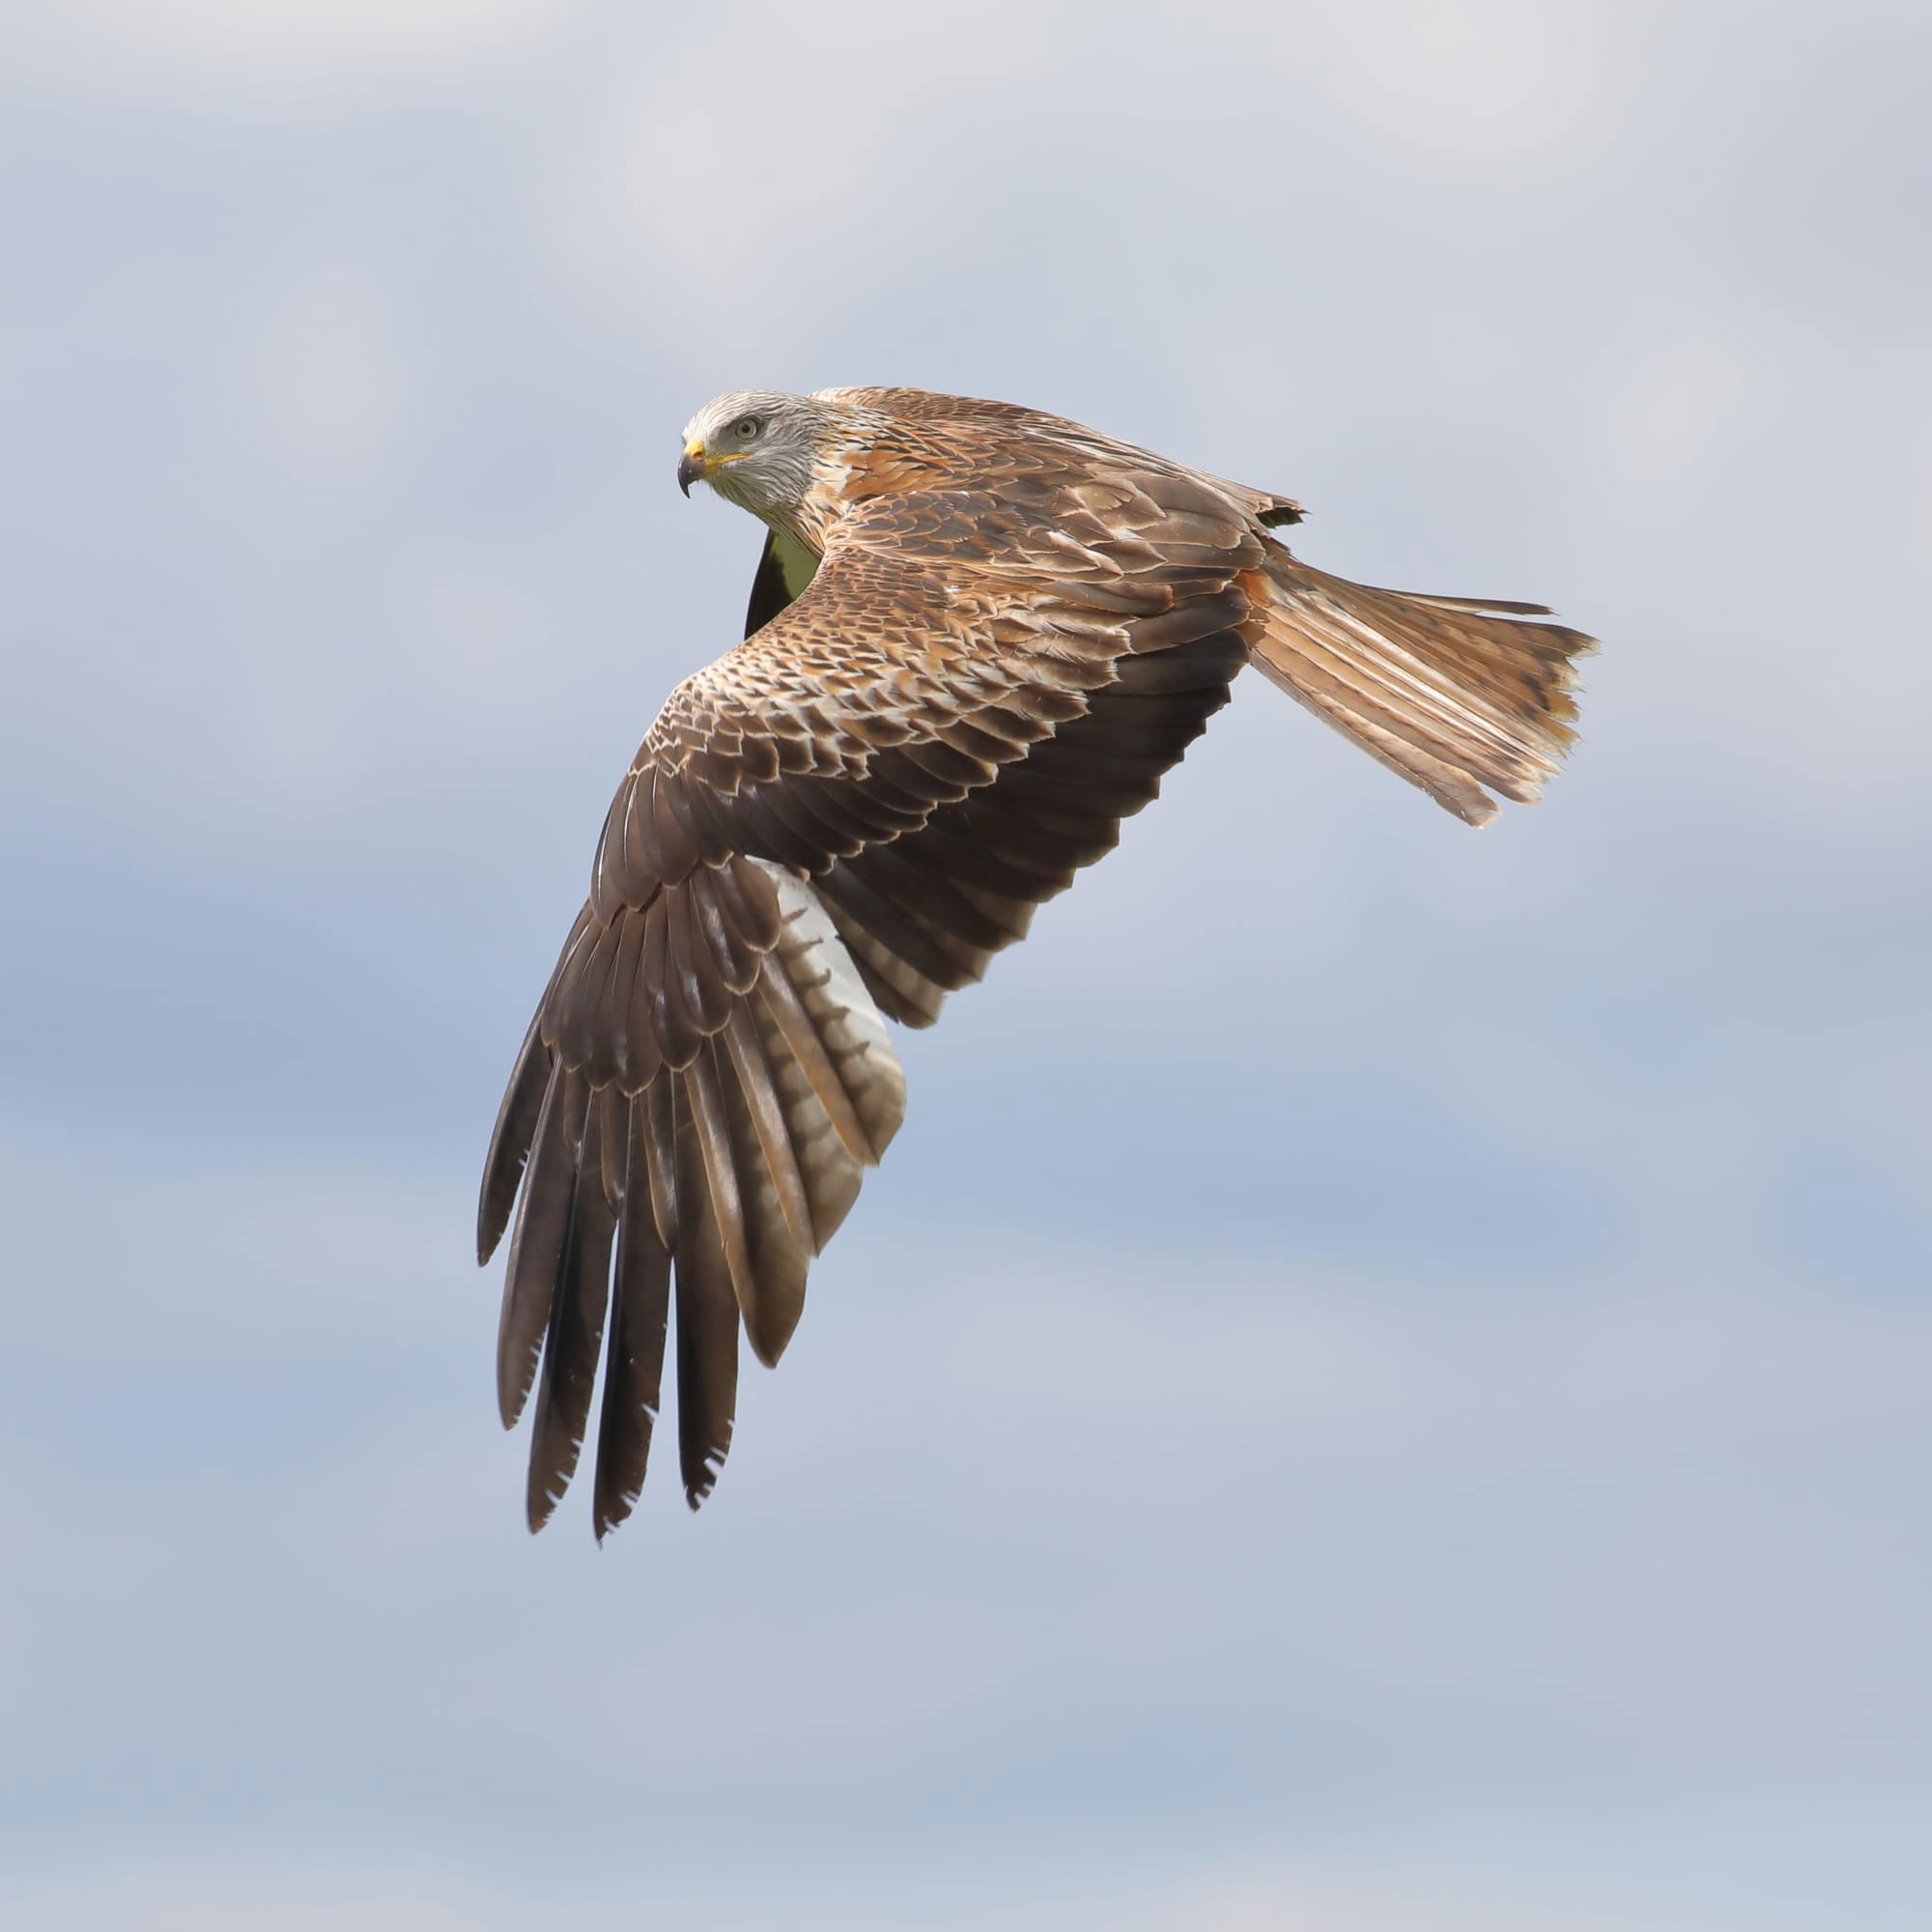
[732,415,761,440]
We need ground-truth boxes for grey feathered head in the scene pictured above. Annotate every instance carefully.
[677,388,835,520]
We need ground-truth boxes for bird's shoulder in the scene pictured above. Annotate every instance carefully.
[818,386,1304,531]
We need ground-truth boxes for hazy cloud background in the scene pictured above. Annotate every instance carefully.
[3,3,1927,1926]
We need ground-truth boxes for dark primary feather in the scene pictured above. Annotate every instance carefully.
[525,1099,616,1531]
[592,1154,670,1538]
[670,1074,741,1507]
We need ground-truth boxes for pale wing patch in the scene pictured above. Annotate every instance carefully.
[753,859,907,1178]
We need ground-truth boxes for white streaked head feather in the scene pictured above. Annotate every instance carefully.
[681,388,839,524]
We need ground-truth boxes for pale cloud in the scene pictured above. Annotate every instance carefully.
[5,1135,1925,1825]
[13,0,582,97]
[3,1850,1858,1932]
[1148,1869,1758,1932]
[1603,328,1756,497]
[554,0,1075,356]
[229,258,416,489]
[1285,1,1643,176]
[420,569,558,714]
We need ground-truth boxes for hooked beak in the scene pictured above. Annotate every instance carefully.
[677,440,705,497]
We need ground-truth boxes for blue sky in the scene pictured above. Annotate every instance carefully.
[3,4,1929,1927]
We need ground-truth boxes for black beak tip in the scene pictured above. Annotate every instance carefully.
[676,452,703,497]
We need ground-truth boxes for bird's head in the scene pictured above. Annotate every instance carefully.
[677,388,838,522]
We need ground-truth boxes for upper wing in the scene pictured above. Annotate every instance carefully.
[477,467,1264,1535]
[823,388,1593,827]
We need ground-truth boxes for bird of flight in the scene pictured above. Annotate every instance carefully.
[478,386,1595,1536]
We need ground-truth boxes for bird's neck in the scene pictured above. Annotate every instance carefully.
[762,525,823,601]
[779,424,950,556]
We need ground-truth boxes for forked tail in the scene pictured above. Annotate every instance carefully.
[1246,550,1597,826]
